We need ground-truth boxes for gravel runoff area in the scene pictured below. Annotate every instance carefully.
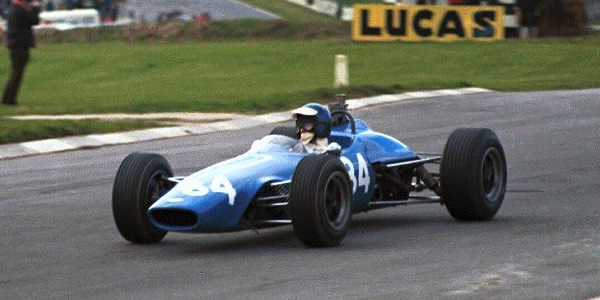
[0,87,490,160]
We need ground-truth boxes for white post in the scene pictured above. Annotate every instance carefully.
[334,54,349,88]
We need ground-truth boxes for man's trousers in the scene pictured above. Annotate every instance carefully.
[2,48,30,105]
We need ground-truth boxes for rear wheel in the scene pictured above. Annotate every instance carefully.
[440,128,507,221]
[289,155,352,247]
[112,152,173,243]
[270,126,297,139]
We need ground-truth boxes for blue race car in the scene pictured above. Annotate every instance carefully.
[112,98,507,247]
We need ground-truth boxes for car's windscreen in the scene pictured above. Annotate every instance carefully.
[249,135,306,153]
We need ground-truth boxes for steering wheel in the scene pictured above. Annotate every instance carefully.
[331,111,356,134]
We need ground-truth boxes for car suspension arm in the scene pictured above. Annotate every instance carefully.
[415,165,441,196]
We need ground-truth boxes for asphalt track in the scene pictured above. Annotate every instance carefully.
[1,89,599,299]
[124,0,279,22]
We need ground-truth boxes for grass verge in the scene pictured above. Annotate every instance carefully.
[0,32,599,144]
[35,20,349,43]
[0,119,165,145]
[0,38,598,116]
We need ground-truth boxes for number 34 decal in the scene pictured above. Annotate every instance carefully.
[181,175,237,206]
[340,153,371,194]
[178,155,369,205]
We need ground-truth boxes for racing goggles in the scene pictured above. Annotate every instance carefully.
[296,116,316,132]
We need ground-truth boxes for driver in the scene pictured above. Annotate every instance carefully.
[292,103,331,153]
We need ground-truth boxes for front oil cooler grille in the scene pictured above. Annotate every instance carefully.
[151,209,198,227]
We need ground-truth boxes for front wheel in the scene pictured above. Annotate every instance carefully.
[289,155,353,247]
[112,152,173,243]
[440,128,507,221]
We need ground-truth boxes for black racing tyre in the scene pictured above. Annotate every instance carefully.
[112,152,173,243]
[270,126,298,139]
[440,128,507,221]
[289,155,352,247]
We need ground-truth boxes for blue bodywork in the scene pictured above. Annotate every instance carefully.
[148,119,417,233]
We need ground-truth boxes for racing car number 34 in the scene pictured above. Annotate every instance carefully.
[340,153,371,194]
[180,175,237,206]
[178,153,369,206]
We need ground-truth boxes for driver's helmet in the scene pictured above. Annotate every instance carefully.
[292,103,332,138]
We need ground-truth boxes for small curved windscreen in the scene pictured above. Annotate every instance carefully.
[250,135,306,153]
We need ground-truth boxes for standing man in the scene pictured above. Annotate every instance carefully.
[2,0,40,105]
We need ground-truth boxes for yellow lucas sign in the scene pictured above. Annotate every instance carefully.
[352,5,504,42]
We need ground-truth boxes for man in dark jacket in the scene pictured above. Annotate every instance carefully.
[2,0,40,105]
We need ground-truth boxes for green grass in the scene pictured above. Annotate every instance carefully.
[198,19,348,40]
[0,34,599,144]
[35,20,349,43]
[335,0,382,6]
[1,37,599,117]
[0,119,164,144]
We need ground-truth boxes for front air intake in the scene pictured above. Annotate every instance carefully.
[151,209,198,227]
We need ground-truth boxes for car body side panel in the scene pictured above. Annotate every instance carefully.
[335,133,376,212]
[332,119,417,210]
[149,151,306,232]
[361,132,417,164]
[333,119,417,165]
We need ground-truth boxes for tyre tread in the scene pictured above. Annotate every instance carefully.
[290,155,351,247]
[441,128,506,221]
[112,152,172,244]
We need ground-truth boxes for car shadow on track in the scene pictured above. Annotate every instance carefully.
[127,211,534,257]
